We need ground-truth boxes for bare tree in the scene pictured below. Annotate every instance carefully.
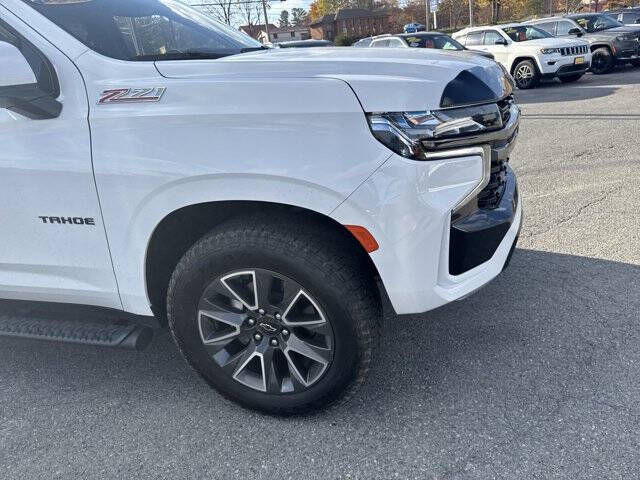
[186,0,235,25]
[239,1,264,35]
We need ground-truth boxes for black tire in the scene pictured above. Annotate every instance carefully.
[632,59,640,67]
[512,60,540,89]
[590,47,614,74]
[559,74,583,83]
[167,215,380,415]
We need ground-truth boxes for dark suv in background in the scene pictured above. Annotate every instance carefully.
[605,7,640,26]
[526,13,640,73]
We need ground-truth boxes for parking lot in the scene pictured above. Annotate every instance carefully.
[1,67,639,479]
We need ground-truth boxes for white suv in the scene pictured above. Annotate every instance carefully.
[0,0,522,414]
[453,23,592,88]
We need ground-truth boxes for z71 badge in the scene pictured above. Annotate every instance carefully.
[98,87,166,104]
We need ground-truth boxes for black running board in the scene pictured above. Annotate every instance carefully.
[0,300,154,350]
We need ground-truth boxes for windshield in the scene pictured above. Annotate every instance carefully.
[353,38,372,47]
[403,34,464,50]
[571,14,623,32]
[502,25,552,42]
[22,0,264,61]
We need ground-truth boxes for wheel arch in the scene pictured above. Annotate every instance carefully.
[509,56,540,75]
[144,201,382,323]
[590,43,612,53]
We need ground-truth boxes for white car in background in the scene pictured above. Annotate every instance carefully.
[453,23,592,88]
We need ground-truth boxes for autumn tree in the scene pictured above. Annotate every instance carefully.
[309,0,332,21]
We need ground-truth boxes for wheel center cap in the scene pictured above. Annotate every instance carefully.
[257,320,280,334]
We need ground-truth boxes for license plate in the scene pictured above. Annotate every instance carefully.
[574,57,585,65]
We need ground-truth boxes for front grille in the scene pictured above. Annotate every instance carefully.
[478,158,508,209]
[560,45,589,56]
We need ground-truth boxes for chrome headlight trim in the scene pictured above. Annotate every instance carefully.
[424,145,492,213]
[366,98,512,160]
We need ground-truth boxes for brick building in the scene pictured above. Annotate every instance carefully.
[309,8,390,41]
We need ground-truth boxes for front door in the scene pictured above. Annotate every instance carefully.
[481,30,510,66]
[0,8,120,308]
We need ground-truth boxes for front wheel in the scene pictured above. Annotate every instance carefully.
[631,59,640,67]
[513,60,540,89]
[559,74,583,83]
[167,216,380,415]
[590,47,614,74]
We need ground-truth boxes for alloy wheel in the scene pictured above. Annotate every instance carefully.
[591,54,609,74]
[515,64,534,87]
[197,269,334,393]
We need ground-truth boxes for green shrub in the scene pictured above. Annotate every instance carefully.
[334,34,354,46]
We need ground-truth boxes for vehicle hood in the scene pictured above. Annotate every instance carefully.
[588,26,640,36]
[461,49,495,59]
[514,37,588,48]
[603,26,640,33]
[155,47,512,112]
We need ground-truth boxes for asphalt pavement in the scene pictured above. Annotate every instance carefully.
[1,67,639,480]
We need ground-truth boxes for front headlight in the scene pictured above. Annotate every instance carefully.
[367,102,506,160]
[540,48,560,54]
[497,62,515,87]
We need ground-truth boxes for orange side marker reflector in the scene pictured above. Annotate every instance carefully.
[344,225,379,253]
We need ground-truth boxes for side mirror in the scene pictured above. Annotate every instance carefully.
[568,27,582,36]
[495,38,508,45]
[0,41,36,87]
[0,40,61,119]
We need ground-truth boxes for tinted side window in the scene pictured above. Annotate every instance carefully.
[114,15,217,58]
[22,0,260,61]
[556,21,574,36]
[371,39,390,47]
[465,32,484,46]
[536,22,557,35]
[622,12,640,24]
[483,30,503,45]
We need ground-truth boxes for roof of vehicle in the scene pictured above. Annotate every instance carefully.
[455,22,523,35]
[277,39,334,48]
[525,15,571,22]
[605,6,640,12]
[397,31,449,37]
[566,12,607,18]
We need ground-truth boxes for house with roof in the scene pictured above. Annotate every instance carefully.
[309,8,390,41]
[239,23,278,41]
[257,25,311,44]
